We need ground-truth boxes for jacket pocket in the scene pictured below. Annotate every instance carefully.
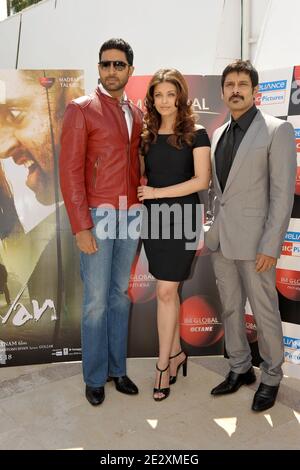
[92,157,101,189]
[243,208,266,217]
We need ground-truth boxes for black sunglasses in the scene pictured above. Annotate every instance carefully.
[99,60,129,71]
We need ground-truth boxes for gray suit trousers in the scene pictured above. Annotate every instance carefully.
[211,250,284,386]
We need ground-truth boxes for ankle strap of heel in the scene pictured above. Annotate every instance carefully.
[169,350,184,360]
[156,363,169,373]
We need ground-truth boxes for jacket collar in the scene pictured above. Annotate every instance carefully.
[96,85,129,107]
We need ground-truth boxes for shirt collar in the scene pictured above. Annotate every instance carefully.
[231,105,258,131]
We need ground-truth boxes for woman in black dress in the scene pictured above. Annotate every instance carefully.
[137,69,211,401]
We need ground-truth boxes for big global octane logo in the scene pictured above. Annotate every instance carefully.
[256,79,287,106]
[179,295,224,347]
[128,251,156,303]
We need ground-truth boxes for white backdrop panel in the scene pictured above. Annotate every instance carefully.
[0,14,21,68]
[2,0,242,93]
[254,0,300,69]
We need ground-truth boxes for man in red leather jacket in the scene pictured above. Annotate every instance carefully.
[59,39,143,406]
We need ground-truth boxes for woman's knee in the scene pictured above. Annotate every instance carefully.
[156,284,177,303]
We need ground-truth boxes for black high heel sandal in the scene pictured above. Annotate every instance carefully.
[153,363,170,401]
[169,350,188,385]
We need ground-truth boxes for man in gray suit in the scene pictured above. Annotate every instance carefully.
[205,60,296,412]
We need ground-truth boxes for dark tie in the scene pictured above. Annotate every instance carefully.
[220,121,237,192]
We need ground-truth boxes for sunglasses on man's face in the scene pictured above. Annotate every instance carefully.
[99,60,129,71]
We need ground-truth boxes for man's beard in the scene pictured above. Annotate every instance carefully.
[102,77,128,93]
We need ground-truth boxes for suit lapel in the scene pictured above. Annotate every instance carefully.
[223,110,263,194]
[211,123,228,196]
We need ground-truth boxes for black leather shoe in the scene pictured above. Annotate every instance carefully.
[211,367,256,395]
[112,375,139,395]
[85,385,105,406]
[251,383,279,412]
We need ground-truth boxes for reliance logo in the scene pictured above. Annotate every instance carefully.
[285,231,300,242]
[283,336,300,350]
[259,80,287,92]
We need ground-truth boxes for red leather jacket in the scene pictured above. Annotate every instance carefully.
[59,88,143,234]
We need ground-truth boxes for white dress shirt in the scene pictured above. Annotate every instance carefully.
[98,83,133,139]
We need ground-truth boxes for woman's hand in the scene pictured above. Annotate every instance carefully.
[137,185,157,201]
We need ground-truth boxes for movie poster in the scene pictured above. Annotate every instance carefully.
[0,70,84,366]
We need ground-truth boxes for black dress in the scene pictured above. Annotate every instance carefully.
[142,128,210,281]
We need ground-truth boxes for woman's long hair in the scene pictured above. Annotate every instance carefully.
[141,69,196,154]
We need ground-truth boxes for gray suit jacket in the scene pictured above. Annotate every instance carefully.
[205,110,297,260]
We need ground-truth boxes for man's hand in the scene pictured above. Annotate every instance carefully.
[255,253,277,273]
[75,229,98,254]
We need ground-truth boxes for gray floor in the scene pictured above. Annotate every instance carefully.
[0,356,299,450]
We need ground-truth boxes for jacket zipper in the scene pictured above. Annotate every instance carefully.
[127,142,131,198]
[93,157,100,188]
[118,103,131,198]
[127,109,135,200]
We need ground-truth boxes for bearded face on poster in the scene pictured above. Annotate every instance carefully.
[0,70,84,256]
[0,70,84,207]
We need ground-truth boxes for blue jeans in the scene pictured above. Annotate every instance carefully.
[80,208,140,387]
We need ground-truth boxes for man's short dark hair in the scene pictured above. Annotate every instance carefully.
[221,60,259,90]
[99,38,134,66]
